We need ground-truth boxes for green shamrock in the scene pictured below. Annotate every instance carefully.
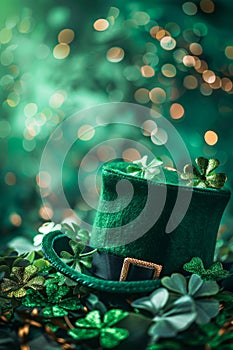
[23,281,81,317]
[180,157,227,189]
[183,257,230,280]
[68,309,129,348]
[61,222,90,244]
[126,155,163,180]
[60,239,96,272]
[132,288,196,342]
[0,265,45,298]
[161,273,219,324]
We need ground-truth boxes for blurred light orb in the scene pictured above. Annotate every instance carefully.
[160,36,176,50]
[24,103,38,117]
[53,43,70,59]
[182,2,198,16]
[204,130,218,146]
[225,46,233,60]
[93,19,109,31]
[170,103,185,119]
[221,78,232,92]
[189,43,203,55]
[0,28,12,44]
[183,55,195,67]
[6,92,20,107]
[5,172,16,185]
[78,125,95,141]
[202,70,216,84]
[141,65,155,78]
[10,213,22,226]
[107,47,124,62]
[134,88,150,104]
[58,28,75,43]
[142,120,158,136]
[200,0,215,13]
[133,11,150,26]
[161,64,176,77]
[122,148,141,161]
[151,128,168,145]
[149,87,166,104]
[49,92,66,108]
[183,75,198,89]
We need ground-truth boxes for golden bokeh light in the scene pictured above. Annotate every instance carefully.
[58,28,75,44]
[39,205,54,220]
[149,87,166,104]
[36,171,51,188]
[142,120,158,136]
[134,88,150,104]
[200,83,213,96]
[141,65,155,78]
[106,47,124,62]
[78,125,95,141]
[202,70,216,84]
[194,59,208,73]
[10,213,22,226]
[170,103,185,119]
[183,55,196,67]
[122,148,141,162]
[160,36,176,50]
[161,63,176,77]
[225,46,233,60]
[200,0,215,13]
[221,78,233,92]
[53,43,70,59]
[204,130,218,146]
[183,75,198,89]
[93,19,109,31]
[5,172,16,185]
[209,76,221,89]
[189,43,203,55]
[151,128,168,145]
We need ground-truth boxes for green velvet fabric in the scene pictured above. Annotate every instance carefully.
[91,162,231,276]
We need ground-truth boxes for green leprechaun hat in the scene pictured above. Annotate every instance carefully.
[42,156,231,294]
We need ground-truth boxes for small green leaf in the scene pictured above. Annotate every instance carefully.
[161,273,187,295]
[100,327,129,348]
[75,310,102,328]
[195,157,208,175]
[103,309,128,327]
[68,328,99,340]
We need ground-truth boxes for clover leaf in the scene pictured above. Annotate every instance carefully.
[22,281,81,317]
[68,309,129,348]
[0,265,45,298]
[61,222,90,244]
[132,288,196,342]
[161,273,220,324]
[126,155,163,180]
[60,239,96,272]
[180,157,227,189]
[183,257,230,280]
[34,222,61,247]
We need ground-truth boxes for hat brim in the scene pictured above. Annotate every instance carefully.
[42,231,161,294]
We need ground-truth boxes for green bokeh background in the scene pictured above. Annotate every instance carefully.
[0,0,233,251]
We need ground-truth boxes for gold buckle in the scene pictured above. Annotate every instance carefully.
[119,257,163,281]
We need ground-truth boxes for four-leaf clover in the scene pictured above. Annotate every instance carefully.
[1,265,45,298]
[180,157,227,189]
[132,288,196,342]
[127,156,163,180]
[68,309,129,348]
[161,273,220,324]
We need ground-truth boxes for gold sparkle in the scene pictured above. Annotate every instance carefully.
[58,29,75,44]
[134,88,150,104]
[204,130,218,146]
[106,47,124,62]
[93,19,109,31]
[149,88,166,104]
[141,65,155,78]
[170,103,185,119]
[53,43,70,59]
